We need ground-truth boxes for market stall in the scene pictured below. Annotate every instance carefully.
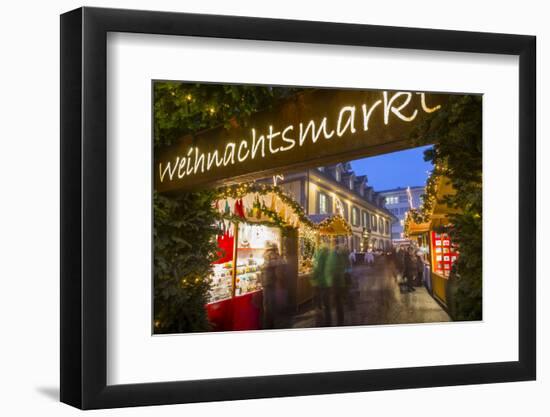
[404,175,460,307]
[295,214,353,305]
[406,220,432,290]
[206,183,315,331]
[311,214,353,240]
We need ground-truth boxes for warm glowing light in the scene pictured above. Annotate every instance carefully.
[272,174,284,186]
[417,92,441,113]
[158,91,443,184]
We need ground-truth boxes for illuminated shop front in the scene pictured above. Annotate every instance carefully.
[405,175,460,307]
[205,183,355,330]
[206,183,318,331]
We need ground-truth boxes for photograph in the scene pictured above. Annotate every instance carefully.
[153,82,482,334]
[52,4,537,411]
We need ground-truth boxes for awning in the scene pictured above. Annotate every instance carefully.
[309,214,352,236]
[407,221,430,235]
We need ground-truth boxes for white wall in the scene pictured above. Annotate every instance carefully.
[0,0,546,416]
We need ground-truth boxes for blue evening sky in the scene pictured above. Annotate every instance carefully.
[350,145,434,192]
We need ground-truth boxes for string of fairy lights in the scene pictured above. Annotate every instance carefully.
[403,165,447,236]
[215,182,352,235]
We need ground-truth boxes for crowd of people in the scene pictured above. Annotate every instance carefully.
[394,245,425,292]
[310,244,355,326]
[259,241,427,330]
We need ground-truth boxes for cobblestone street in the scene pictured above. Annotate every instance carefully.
[291,257,450,329]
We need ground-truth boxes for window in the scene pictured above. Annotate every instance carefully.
[385,196,398,205]
[385,220,390,235]
[371,214,377,231]
[319,192,329,214]
[334,168,341,182]
[356,235,361,250]
[379,218,384,232]
[399,195,408,203]
[351,207,359,226]
[340,201,348,220]
[362,211,369,228]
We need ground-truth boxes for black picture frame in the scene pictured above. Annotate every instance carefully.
[60,6,536,410]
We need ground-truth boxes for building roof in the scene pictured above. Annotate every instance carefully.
[312,167,395,219]
[308,214,352,236]
[377,185,425,194]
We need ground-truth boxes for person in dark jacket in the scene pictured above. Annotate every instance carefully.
[403,246,417,292]
[261,242,282,329]
[415,249,425,287]
[326,245,348,326]
[395,246,405,278]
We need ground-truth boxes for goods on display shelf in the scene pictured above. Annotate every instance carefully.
[298,228,316,275]
[430,231,459,277]
[209,262,233,302]
[208,223,281,303]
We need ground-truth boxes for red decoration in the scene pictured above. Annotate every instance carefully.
[214,231,234,264]
[430,231,459,276]
[234,199,246,218]
[206,290,262,331]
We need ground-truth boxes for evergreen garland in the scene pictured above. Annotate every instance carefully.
[217,183,315,230]
[154,82,298,333]
[217,183,352,235]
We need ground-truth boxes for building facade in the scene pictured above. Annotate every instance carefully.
[378,186,425,241]
[274,163,394,251]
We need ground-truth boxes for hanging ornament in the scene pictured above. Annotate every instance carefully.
[279,204,286,221]
[253,196,262,219]
[224,200,230,215]
[234,199,246,218]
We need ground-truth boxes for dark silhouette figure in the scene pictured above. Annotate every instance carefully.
[261,242,283,329]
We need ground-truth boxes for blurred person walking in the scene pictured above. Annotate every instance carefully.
[326,245,348,326]
[312,244,332,326]
[365,248,375,267]
[415,248,425,287]
[261,242,283,329]
[403,246,417,292]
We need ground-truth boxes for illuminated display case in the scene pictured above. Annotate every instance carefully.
[208,223,280,302]
[430,231,459,277]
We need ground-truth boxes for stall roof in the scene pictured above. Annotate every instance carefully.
[309,214,352,236]
[407,221,430,235]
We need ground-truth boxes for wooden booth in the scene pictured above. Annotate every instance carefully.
[295,214,353,307]
[405,175,460,307]
[206,183,316,330]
